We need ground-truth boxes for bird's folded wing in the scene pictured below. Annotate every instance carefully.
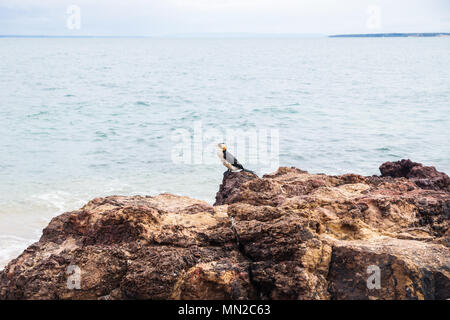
[225,151,244,169]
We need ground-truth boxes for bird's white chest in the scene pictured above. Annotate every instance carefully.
[217,149,236,170]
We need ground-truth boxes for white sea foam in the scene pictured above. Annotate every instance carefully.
[31,191,75,212]
[0,235,37,270]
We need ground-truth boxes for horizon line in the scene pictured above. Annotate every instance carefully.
[1,32,449,39]
[0,33,326,39]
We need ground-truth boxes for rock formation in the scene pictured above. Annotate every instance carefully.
[380,159,450,191]
[0,160,449,300]
[215,171,259,206]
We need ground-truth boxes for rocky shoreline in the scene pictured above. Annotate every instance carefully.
[0,160,449,300]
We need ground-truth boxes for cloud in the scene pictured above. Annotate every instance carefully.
[0,0,448,35]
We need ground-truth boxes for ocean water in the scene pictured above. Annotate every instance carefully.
[0,37,449,269]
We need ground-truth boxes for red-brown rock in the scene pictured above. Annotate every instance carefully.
[0,163,449,300]
[214,170,258,206]
[380,159,450,191]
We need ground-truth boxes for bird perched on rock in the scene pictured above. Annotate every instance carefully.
[216,143,255,175]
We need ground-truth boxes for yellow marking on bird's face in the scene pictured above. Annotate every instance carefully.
[222,146,227,151]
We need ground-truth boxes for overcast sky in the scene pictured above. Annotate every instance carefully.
[1,0,449,36]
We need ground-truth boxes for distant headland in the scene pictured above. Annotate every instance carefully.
[330,33,450,38]
[1,33,449,39]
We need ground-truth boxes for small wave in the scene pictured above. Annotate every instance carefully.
[99,83,118,88]
[387,154,402,158]
[0,234,29,242]
[0,234,41,270]
[88,163,110,168]
[95,131,107,138]
[252,106,299,114]
[26,111,49,118]
[375,147,390,152]
[31,191,73,212]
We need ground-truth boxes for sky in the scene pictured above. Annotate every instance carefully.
[1,0,449,36]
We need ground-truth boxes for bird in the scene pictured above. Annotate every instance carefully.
[216,143,255,175]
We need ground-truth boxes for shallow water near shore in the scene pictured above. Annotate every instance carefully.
[0,37,449,269]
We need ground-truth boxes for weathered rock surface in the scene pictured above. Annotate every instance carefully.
[1,160,449,300]
[0,194,251,300]
[214,171,258,206]
[380,159,450,191]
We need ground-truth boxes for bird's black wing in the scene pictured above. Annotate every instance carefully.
[224,150,244,170]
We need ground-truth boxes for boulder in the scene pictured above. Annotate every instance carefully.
[380,159,450,191]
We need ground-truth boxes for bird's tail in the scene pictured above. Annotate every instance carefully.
[242,168,256,175]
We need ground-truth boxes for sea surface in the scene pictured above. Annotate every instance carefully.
[0,37,449,269]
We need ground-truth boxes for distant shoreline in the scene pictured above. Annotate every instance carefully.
[1,32,449,39]
[329,33,450,38]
